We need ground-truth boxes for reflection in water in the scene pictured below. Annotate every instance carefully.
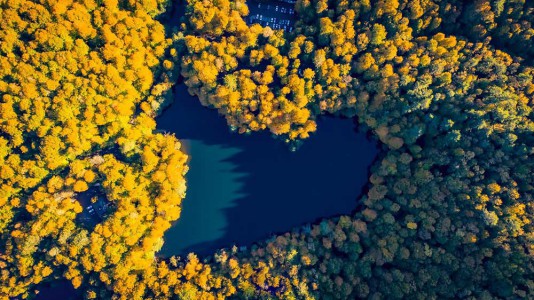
[160,142,246,254]
[157,84,378,256]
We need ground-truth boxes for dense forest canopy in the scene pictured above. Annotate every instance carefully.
[1,0,533,299]
[0,0,189,298]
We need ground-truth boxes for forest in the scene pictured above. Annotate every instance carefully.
[0,0,533,299]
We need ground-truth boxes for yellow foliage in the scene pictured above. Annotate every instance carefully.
[73,180,88,192]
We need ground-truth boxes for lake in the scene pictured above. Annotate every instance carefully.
[156,84,378,257]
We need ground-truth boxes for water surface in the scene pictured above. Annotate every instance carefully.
[157,84,378,256]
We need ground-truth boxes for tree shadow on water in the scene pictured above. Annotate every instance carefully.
[157,84,379,257]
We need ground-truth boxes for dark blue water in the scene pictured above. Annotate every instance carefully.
[157,84,378,256]
[31,280,79,300]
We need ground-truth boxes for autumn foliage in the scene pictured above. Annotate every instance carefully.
[1,0,534,299]
[175,0,534,298]
[0,0,188,298]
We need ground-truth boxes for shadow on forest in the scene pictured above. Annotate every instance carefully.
[157,84,379,257]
